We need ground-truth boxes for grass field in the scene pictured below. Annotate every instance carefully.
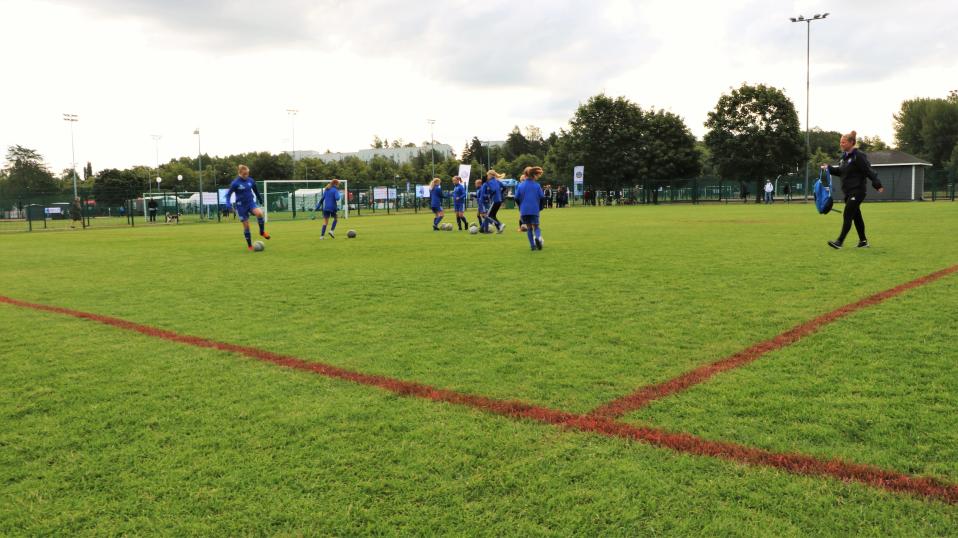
[2,202,957,535]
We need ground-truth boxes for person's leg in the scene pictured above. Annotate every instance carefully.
[321,216,329,237]
[242,220,252,247]
[850,198,866,243]
[252,207,269,238]
[524,219,536,249]
[835,196,860,245]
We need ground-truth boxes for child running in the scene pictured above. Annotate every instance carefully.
[484,170,505,233]
[316,178,342,239]
[225,164,270,250]
[451,176,469,230]
[429,177,445,230]
[475,178,491,233]
[515,166,545,250]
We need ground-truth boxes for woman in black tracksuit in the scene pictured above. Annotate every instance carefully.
[822,130,884,249]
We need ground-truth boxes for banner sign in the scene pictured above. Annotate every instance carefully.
[573,166,585,185]
[373,187,388,200]
[458,164,472,184]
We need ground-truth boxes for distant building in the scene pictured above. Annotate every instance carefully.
[830,150,932,201]
[291,144,454,164]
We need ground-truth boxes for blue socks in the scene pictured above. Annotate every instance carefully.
[331,218,338,231]
[527,228,535,248]
[321,224,327,236]
[244,229,252,246]
[433,216,442,227]
[535,227,542,240]
[257,217,265,235]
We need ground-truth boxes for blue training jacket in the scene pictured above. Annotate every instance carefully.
[226,177,261,206]
[430,185,444,209]
[317,186,341,212]
[485,178,503,203]
[515,179,544,216]
[452,184,466,207]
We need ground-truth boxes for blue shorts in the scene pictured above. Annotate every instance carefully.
[431,207,443,214]
[520,214,540,226]
[323,210,337,219]
[454,203,465,212]
[235,202,259,222]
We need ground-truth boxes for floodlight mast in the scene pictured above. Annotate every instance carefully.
[791,13,829,200]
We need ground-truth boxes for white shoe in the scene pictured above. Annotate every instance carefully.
[496,223,504,234]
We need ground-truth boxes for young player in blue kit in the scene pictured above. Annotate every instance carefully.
[429,177,445,230]
[316,178,342,239]
[484,170,505,233]
[474,178,491,233]
[225,164,270,250]
[515,166,545,250]
[451,176,469,230]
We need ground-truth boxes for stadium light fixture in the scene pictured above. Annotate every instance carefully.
[151,134,162,194]
[287,109,298,180]
[791,12,829,200]
[194,129,203,219]
[63,114,79,198]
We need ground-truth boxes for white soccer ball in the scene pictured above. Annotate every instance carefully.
[253,241,265,252]
[347,229,357,238]
[469,225,478,234]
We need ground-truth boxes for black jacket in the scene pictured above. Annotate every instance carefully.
[827,149,882,195]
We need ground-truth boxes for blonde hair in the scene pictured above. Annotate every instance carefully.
[523,166,544,179]
[330,178,340,187]
[237,164,249,174]
[430,177,441,187]
[842,130,858,145]
[452,176,461,183]
[486,169,505,179]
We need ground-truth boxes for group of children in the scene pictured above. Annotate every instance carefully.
[429,166,546,250]
[224,164,545,252]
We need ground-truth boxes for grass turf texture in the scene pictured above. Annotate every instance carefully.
[2,202,957,533]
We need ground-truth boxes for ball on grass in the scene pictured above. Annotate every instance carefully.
[347,230,357,238]
[253,241,265,252]
[469,225,479,234]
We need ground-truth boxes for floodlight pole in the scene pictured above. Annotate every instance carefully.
[427,119,436,178]
[791,13,828,201]
[151,134,162,195]
[63,114,79,198]
[287,109,298,180]
[194,129,203,218]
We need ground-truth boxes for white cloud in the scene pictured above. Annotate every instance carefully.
[0,0,955,174]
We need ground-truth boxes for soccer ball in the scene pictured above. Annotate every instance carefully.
[445,223,454,231]
[520,224,528,232]
[347,229,357,238]
[253,241,265,252]
[469,225,478,234]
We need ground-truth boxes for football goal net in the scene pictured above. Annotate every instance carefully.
[261,180,349,222]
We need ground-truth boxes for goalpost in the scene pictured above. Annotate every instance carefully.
[261,180,349,222]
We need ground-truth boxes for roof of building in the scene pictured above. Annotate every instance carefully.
[865,150,933,167]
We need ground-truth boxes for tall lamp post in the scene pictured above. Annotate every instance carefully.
[63,113,79,198]
[287,109,298,180]
[427,119,436,179]
[483,140,491,170]
[194,129,203,218]
[790,12,829,200]
[176,174,183,214]
[150,134,162,195]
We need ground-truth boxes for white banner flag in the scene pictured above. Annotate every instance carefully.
[458,164,472,184]
[573,166,585,185]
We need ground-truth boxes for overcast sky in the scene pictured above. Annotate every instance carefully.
[1,0,955,174]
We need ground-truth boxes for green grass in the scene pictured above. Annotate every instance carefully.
[2,202,957,535]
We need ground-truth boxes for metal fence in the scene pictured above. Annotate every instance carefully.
[4,172,954,232]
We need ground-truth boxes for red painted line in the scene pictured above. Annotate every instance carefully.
[590,264,958,419]
[2,294,957,505]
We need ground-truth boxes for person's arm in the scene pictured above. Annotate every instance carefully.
[225,182,237,207]
[251,181,263,205]
[859,152,884,191]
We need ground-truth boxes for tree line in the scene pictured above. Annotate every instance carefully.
[3,86,956,207]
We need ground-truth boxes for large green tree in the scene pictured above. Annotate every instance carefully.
[555,94,701,191]
[0,145,60,199]
[92,168,137,205]
[893,94,958,168]
[704,83,802,201]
